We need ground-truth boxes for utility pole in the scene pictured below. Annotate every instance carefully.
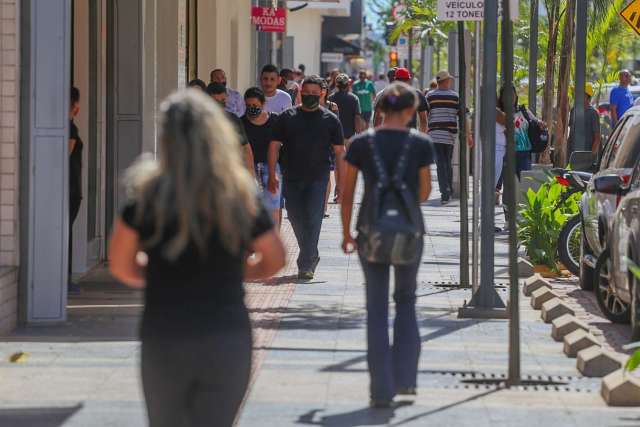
[574,0,588,151]
[502,0,521,386]
[458,22,469,289]
[458,0,507,319]
[472,22,482,292]
[528,0,539,115]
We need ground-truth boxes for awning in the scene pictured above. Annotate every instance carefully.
[321,36,361,56]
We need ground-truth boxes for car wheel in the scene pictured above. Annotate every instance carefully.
[595,248,631,324]
[580,231,595,290]
[558,215,581,276]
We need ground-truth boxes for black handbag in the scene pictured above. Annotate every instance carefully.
[358,130,423,266]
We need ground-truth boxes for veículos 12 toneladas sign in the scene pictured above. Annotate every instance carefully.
[251,7,286,32]
[437,0,518,21]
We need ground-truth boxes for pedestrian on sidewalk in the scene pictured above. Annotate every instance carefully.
[352,70,376,128]
[242,87,282,226]
[426,70,462,204]
[210,68,245,117]
[207,83,256,178]
[340,82,434,408]
[261,64,293,114]
[268,75,345,280]
[321,78,340,216]
[109,90,286,427]
[68,87,83,295]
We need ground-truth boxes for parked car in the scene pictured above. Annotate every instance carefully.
[593,160,640,339]
[580,107,640,291]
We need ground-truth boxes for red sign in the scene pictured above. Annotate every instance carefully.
[251,7,286,33]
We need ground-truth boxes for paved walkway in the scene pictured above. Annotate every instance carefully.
[0,176,638,426]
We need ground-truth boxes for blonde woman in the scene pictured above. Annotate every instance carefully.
[109,90,285,427]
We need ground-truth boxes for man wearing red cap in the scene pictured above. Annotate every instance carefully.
[372,68,428,133]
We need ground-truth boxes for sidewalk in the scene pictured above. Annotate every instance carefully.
[237,178,639,426]
[0,177,638,426]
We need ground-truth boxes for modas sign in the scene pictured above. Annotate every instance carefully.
[251,7,286,33]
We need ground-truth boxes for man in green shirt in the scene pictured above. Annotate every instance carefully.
[352,70,376,128]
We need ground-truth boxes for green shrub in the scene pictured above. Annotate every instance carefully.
[517,174,581,271]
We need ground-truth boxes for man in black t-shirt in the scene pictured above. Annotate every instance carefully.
[68,87,83,294]
[268,75,345,280]
[328,73,363,142]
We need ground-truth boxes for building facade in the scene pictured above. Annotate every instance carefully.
[0,0,259,333]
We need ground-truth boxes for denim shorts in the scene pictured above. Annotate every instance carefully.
[256,162,282,211]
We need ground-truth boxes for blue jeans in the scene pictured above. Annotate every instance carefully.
[284,176,328,272]
[516,151,532,180]
[358,242,423,401]
[434,143,453,199]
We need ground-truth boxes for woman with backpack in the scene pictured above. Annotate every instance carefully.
[340,82,434,408]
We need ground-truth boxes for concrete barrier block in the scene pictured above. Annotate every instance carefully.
[601,369,640,406]
[551,314,589,342]
[522,274,551,296]
[563,329,600,358]
[518,257,535,278]
[577,347,624,377]
[530,287,560,310]
[541,298,575,323]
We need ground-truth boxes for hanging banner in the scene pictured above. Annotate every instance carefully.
[437,0,518,21]
[251,7,286,32]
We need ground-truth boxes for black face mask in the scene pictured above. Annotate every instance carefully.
[301,94,320,110]
[246,105,262,117]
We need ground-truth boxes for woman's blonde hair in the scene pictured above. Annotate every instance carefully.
[125,89,257,260]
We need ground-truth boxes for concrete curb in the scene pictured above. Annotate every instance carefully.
[518,258,535,278]
[551,314,589,342]
[541,298,575,323]
[530,287,560,310]
[576,347,624,378]
[601,369,640,406]
[563,329,600,358]
[522,274,551,297]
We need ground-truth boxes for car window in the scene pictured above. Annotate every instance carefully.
[600,116,630,168]
[612,113,640,168]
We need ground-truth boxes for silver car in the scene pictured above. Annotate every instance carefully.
[580,107,640,291]
[594,161,640,339]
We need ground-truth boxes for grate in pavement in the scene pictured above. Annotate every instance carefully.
[430,372,595,393]
[422,281,509,288]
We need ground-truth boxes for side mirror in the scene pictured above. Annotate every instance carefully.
[593,175,624,194]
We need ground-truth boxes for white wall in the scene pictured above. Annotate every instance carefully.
[287,9,324,76]
[198,0,254,92]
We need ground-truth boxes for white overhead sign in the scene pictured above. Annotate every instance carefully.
[321,52,344,63]
[437,0,518,21]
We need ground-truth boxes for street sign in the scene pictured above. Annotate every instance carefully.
[321,52,344,63]
[251,7,286,32]
[437,0,518,21]
[620,0,640,36]
[397,36,409,60]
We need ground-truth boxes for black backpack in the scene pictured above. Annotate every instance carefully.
[519,105,549,153]
[357,130,422,266]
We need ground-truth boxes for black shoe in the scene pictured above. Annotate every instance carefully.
[369,399,393,409]
[396,387,417,396]
[441,198,450,205]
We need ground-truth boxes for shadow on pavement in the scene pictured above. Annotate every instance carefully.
[0,404,83,427]
[296,401,414,426]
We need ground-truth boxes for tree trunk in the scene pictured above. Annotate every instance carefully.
[554,0,576,167]
[540,0,561,164]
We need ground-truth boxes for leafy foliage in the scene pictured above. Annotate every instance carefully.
[517,172,580,270]
[624,257,640,374]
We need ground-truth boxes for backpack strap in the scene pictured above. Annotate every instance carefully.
[391,129,416,188]
[367,129,390,188]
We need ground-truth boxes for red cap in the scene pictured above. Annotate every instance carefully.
[394,68,411,80]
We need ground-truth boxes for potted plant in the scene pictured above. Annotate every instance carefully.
[517,173,580,276]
